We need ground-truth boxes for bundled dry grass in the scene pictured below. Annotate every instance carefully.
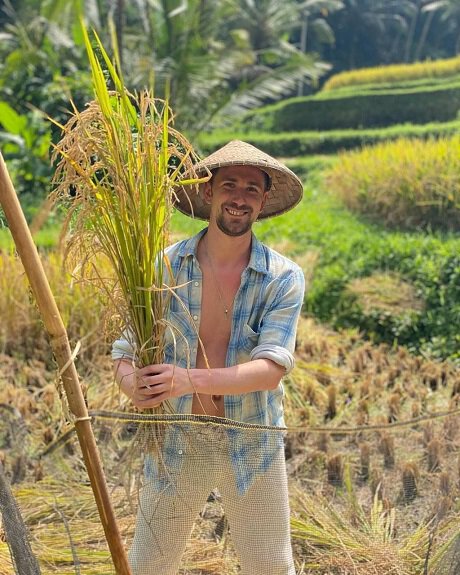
[51,26,205,371]
[291,486,425,574]
[346,272,425,317]
[326,136,460,231]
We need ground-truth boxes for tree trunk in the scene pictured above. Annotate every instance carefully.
[115,0,125,66]
[297,14,308,97]
[404,2,421,62]
[414,10,435,61]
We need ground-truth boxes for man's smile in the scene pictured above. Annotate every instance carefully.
[224,205,252,217]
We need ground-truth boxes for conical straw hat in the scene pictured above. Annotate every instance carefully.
[175,140,303,220]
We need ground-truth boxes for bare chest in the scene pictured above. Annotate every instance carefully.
[196,266,242,369]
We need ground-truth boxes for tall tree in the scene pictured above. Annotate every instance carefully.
[211,0,326,124]
[326,0,421,70]
[295,0,344,95]
[423,0,460,54]
[120,0,326,133]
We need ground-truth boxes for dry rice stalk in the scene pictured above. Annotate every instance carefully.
[51,25,206,374]
[290,486,429,575]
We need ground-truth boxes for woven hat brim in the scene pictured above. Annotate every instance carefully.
[174,142,304,220]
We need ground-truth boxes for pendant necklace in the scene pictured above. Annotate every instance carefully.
[205,245,235,319]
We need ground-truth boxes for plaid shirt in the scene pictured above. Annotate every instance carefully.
[112,228,305,492]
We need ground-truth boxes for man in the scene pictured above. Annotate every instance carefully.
[112,140,305,575]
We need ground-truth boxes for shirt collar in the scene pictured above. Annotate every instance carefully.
[176,227,268,275]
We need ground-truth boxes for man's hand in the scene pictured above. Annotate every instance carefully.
[131,364,194,409]
[114,357,284,409]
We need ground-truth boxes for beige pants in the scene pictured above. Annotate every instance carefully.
[129,426,295,575]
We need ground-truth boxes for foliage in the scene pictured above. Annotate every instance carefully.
[0,1,93,217]
[325,0,460,70]
[0,102,52,222]
[0,248,109,367]
[238,80,460,132]
[326,136,460,232]
[0,0,327,207]
[103,0,327,135]
[323,54,460,91]
[243,170,460,362]
[198,119,460,157]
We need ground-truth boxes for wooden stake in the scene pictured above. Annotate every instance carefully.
[0,152,132,575]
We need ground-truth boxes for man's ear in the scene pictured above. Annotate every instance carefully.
[203,181,213,204]
[260,191,268,211]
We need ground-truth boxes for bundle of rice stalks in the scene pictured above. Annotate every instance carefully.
[9,479,133,573]
[51,24,205,374]
[291,485,429,574]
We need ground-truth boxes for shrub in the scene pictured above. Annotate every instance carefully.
[198,120,460,157]
[242,82,460,132]
[324,75,460,96]
[323,56,460,92]
[326,137,460,232]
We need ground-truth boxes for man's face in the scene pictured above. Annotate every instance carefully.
[204,165,268,237]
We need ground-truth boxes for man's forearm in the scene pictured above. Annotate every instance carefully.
[113,358,286,409]
[113,359,136,399]
[187,359,285,396]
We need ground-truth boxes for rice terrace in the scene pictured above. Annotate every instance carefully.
[1,2,460,574]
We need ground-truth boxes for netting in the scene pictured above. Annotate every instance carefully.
[2,410,460,575]
[1,319,460,575]
[92,411,460,575]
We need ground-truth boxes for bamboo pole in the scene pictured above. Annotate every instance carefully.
[0,152,132,575]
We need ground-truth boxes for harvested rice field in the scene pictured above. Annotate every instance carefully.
[1,316,460,574]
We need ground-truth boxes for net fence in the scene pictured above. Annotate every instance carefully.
[2,408,460,575]
[1,320,460,575]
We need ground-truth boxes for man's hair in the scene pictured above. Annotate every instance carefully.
[210,167,272,192]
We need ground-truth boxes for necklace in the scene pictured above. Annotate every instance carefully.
[205,245,235,319]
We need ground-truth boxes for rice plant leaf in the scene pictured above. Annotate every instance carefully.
[80,19,112,118]
[92,20,137,126]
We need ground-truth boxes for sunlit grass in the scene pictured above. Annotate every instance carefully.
[324,55,460,91]
[327,136,460,232]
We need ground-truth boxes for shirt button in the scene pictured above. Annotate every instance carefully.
[194,281,199,287]
[193,315,198,321]
[178,449,183,455]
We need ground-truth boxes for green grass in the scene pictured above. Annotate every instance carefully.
[171,160,460,362]
[3,157,459,362]
[198,120,460,156]
[0,222,61,250]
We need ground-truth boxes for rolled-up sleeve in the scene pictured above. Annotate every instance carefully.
[111,329,136,361]
[250,265,305,374]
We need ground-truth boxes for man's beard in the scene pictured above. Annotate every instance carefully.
[215,204,254,237]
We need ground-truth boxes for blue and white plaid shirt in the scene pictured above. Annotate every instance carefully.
[112,228,305,492]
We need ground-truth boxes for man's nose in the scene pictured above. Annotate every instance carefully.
[231,188,246,204]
